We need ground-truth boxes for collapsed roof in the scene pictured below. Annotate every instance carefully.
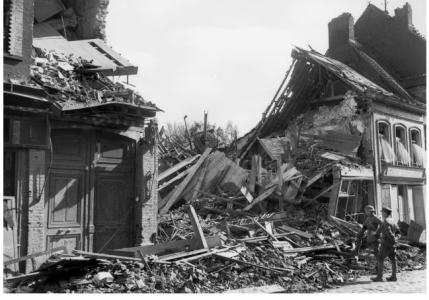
[239,46,425,158]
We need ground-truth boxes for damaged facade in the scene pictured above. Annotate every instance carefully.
[239,3,426,228]
[4,0,160,273]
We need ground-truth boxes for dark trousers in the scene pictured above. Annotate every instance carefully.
[377,244,397,278]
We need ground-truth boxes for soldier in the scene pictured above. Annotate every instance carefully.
[371,207,398,282]
[354,205,382,273]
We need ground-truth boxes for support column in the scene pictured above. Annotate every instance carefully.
[135,121,159,245]
[26,149,46,271]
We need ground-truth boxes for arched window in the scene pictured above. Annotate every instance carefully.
[394,124,410,166]
[378,121,391,142]
[410,128,424,167]
[377,121,394,163]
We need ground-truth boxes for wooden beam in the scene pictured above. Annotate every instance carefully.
[187,205,208,249]
[277,225,314,239]
[280,244,337,254]
[309,94,345,104]
[72,250,141,262]
[159,148,212,214]
[4,246,66,266]
[158,154,200,182]
[158,168,191,192]
[303,182,340,207]
[243,185,277,211]
[213,253,292,273]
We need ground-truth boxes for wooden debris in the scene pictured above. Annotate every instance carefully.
[159,148,212,214]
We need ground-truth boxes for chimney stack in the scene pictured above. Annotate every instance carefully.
[394,2,412,29]
[328,13,355,50]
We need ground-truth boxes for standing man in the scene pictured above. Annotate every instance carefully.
[371,207,398,282]
[354,205,382,273]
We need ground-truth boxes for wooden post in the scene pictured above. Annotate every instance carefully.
[186,205,208,249]
[276,158,284,211]
[203,111,208,147]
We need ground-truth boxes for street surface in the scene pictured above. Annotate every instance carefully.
[327,269,426,293]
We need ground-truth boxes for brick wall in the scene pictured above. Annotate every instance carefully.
[26,149,46,271]
[135,123,158,245]
[3,0,34,82]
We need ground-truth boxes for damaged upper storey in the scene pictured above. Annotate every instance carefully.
[4,47,162,128]
[239,45,425,159]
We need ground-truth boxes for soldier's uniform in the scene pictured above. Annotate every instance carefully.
[356,213,382,256]
[372,207,398,282]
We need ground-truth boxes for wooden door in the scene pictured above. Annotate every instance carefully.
[47,129,89,254]
[93,132,135,252]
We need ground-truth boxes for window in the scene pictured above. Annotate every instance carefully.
[377,121,395,163]
[394,125,411,166]
[335,180,374,223]
[397,185,409,223]
[410,128,424,167]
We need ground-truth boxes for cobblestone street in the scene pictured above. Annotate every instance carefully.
[327,270,427,293]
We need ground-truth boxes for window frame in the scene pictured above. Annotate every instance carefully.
[409,127,423,168]
[376,120,393,165]
[393,123,409,166]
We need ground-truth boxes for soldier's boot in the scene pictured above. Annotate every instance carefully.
[371,259,383,282]
[387,259,397,282]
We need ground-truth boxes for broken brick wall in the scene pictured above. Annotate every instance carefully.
[3,0,34,82]
[135,122,159,245]
[61,0,109,40]
[285,91,373,164]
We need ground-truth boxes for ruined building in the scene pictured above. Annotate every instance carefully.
[239,3,426,228]
[4,0,160,272]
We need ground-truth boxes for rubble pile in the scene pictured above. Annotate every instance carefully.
[5,201,425,293]
[30,48,158,109]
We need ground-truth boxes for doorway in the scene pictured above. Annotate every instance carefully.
[47,128,136,253]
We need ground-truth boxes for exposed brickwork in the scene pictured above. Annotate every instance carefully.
[26,149,46,272]
[3,0,34,82]
[135,123,159,245]
[61,0,109,40]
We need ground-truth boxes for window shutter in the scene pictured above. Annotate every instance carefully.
[8,0,24,57]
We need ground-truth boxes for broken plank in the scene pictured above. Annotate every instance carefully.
[243,185,277,211]
[187,205,208,249]
[190,159,209,202]
[280,244,336,254]
[158,248,208,261]
[4,246,66,266]
[240,186,254,203]
[137,250,152,273]
[72,250,141,262]
[303,182,340,207]
[213,253,292,273]
[109,236,222,258]
[160,148,212,214]
[158,167,191,192]
[158,154,200,182]
[253,219,278,241]
[277,224,314,239]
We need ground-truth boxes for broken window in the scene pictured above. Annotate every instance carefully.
[335,180,374,223]
[397,185,409,223]
[377,121,395,163]
[381,184,391,209]
[394,125,411,166]
[410,128,424,167]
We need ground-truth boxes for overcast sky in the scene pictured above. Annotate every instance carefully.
[106,0,426,135]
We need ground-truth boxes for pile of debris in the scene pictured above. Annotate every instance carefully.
[5,202,425,293]
[29,48,158,110]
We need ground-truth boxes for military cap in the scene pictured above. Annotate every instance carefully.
[364,205,375,212]
[381,207,392,215]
